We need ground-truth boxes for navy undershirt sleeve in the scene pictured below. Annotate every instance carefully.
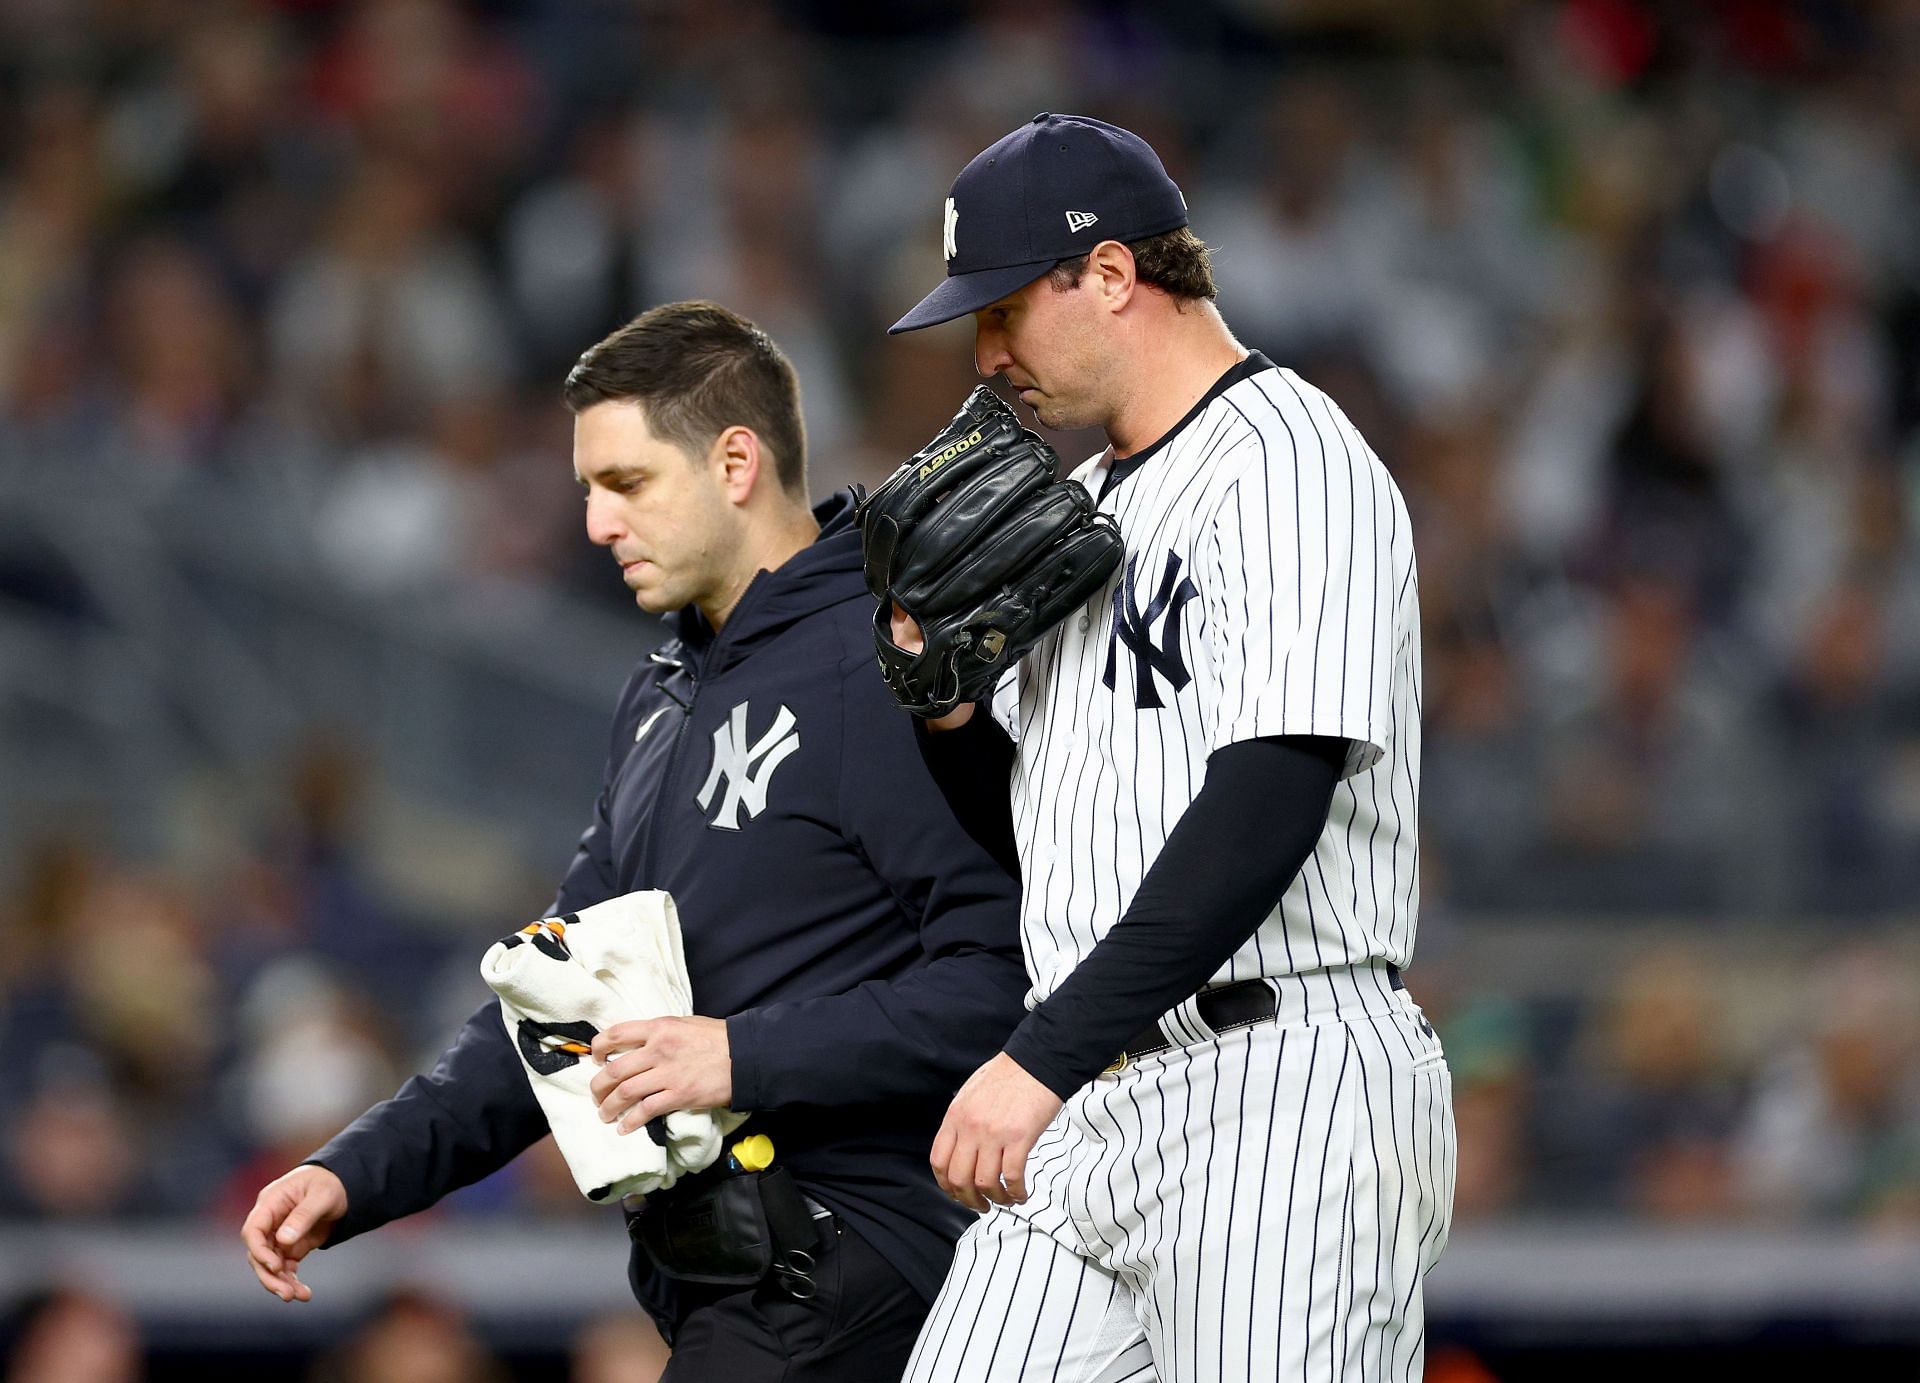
[913,708,1020,878]
[1001,735,1347,1098]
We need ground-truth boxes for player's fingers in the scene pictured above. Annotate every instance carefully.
[929,1121,959,1198]
[976,1134,1025,1206]
[890,602,925,654]
[997,1140,1030,1205]
[944,1138,988,1213]
[976,1160,1014,1206]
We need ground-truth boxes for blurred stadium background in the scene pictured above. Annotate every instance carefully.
[3,0,1920,1379]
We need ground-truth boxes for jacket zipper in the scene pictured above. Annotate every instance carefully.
[636,597,754,882]
[638,644,699,884]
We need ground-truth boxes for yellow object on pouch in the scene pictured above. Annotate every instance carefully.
[729,1134,775,1171]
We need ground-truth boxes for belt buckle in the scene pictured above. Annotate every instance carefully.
[1102,1051,1130,1077]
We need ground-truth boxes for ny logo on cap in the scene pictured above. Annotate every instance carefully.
[943,198,958,262]
[1065,210,1099,233]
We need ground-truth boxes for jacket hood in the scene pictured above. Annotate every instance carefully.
[674,489,867,672]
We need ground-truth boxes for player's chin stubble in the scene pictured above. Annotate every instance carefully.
[1036,401,1097,435]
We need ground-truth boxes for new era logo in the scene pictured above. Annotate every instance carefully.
[1065,210,1099,233]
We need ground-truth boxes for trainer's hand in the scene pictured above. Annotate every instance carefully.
[891,602,976,731]
[241,1164,348,1303]
[591,1016,732,1133]
[931,1052,1063,1213]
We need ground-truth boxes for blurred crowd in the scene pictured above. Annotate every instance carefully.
[5,0,1920,909]
[6,788,1917,1240]
[4,0,1920,1347]
[1,1282,670,1381]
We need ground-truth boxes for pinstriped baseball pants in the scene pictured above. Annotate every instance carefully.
[902,986,1455,1383]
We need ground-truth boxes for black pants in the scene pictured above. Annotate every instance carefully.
[661,1216,928,1382]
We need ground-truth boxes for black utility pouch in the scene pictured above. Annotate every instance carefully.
[631,1166,820,1287]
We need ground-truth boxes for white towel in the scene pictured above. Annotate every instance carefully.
[480,890,748,1202]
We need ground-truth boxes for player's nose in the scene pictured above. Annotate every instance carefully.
[973,322,1011,380]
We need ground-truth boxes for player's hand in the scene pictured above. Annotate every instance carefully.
[891,603,976,731]
[931,1052,1063,1213]
[591,1016,732,1132]
[241,1164,348,1303]
[890,601,925,653]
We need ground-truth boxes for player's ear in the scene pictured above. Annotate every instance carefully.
[710,425,762,505]
[1087,240,1137,313]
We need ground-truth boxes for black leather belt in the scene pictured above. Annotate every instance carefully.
[1107,965,1404,1073]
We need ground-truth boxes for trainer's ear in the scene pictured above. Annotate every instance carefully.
[711,425,765,505]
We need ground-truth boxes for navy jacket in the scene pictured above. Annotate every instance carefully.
[309,494,1028,1327]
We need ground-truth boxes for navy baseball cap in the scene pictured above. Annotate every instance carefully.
[889,113,1189,334]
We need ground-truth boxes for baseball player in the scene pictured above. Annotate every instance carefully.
[864,114,1456,1382]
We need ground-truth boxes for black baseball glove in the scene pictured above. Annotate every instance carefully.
[854,386,1124,717]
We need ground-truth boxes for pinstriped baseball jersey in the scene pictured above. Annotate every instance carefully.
[993,357,1421,1023]
[910,355,1452,1383]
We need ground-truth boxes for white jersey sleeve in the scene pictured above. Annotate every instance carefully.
[1197,373,1400,776]
[986,667,1021,742]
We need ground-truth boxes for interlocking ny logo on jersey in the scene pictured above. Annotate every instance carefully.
[696,702,800,829]
[1104,552,1199,709]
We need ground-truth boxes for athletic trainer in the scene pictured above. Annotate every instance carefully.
[241,302,1030,1382]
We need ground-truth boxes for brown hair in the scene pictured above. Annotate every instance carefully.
[1045,226,1217,303]
[563,301,807,495]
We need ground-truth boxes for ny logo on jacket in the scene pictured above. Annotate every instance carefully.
[697,701,801,829]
